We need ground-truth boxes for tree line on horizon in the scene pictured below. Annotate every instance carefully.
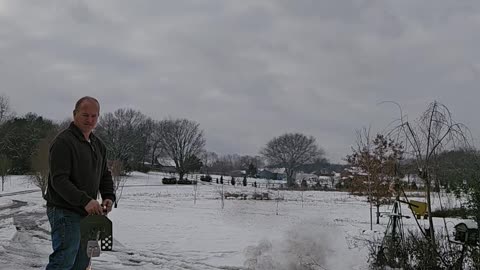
[0,94,340,191]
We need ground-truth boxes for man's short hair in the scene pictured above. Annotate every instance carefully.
[74,96,100,114]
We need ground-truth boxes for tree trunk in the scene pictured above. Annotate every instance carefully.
[426,176,436,245]
[151,143,159,168]
[376,204,380,224]
[286,169,295,187]
[287,177,294,187]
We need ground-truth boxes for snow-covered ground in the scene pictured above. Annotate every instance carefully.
[0,173,467,269]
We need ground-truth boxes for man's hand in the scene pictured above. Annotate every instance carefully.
[102,199,113,214]
[84,199,103,215]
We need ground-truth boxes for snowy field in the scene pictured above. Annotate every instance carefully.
[0,172,466,270]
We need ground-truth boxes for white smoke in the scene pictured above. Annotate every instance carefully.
[243,222,360,270]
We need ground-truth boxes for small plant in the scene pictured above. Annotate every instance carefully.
[200,175,212,182]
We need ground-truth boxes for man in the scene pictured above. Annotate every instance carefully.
[45,96,115,269]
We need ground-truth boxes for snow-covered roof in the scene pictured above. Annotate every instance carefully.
[270,168,285,174]
[456,220,478,229]
[157,158,176,167]
[344,167,368,176]
[296,172,317,178]
[260,168,285,174]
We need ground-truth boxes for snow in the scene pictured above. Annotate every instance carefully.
[456,220,478,229]
[0,172,470,269]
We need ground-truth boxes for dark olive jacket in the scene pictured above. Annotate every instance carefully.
[45,122,115,216]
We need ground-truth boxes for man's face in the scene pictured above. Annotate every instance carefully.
[73,100,99,135]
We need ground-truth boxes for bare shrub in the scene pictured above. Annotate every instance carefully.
[109,159,126,207]
[30,131,57,195]
[368,230,473,269]
[0,154,11,191]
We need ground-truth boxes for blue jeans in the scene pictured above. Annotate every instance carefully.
[46,206,90,270]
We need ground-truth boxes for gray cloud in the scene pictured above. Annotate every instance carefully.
[1,0,480,162]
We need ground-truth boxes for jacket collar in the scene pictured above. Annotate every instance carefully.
[68,122,97,143]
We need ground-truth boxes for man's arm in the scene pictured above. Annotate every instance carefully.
[49,138,92,207]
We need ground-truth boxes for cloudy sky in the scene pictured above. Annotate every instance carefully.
[1,0,479,163]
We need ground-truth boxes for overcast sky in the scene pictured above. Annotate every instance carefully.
[1,0,480,163]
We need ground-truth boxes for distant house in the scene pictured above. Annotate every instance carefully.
[315,169,334,176]
[270,168,286,180]
[295,172,340,189]
[229,170,245,177]
[157,159,177,173]
[339,167,368,191]
[340,167,368,181]
[318,175,339,189]
[258,168,286,180]
[295,172,318,186]
[400,174,425,189]
[258,169,275,179]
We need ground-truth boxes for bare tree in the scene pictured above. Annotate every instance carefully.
[0,154,11,191]
[109,159,125,208]
[96,108,152,172]
[391,101,470,245]
[30,130,58,195]
[199,151,218,174]
[261,133,324,187]
[148,120,165,168]
[0,94,13,124]
[224,154,242,170]
[347,131,403,226]
[157,118,205,180]
[210,154,247,175]
[57,118,72,131]
[211,155,233,175]
[239,155,264,172]
[139,118,155,171]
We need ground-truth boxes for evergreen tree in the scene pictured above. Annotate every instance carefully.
[0,113,56,174]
